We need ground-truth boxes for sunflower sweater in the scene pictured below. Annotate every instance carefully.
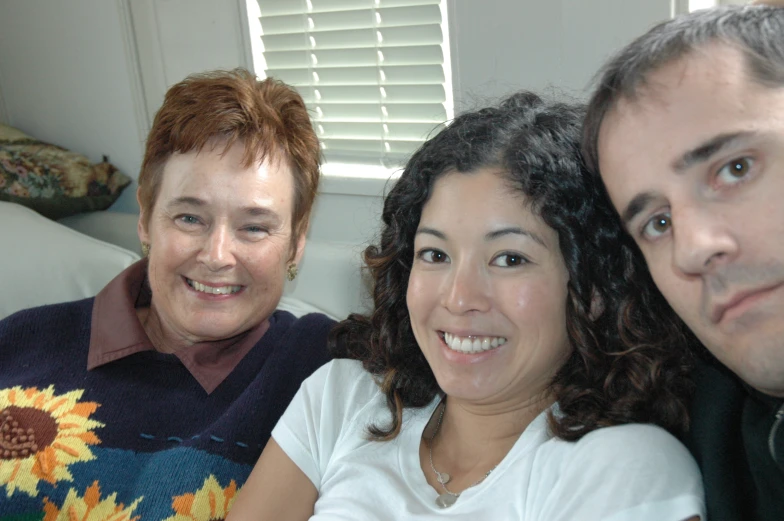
[0,299,333,520]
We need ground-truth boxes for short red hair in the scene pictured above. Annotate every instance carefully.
[138,68,320,245]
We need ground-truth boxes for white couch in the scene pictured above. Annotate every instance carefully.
[1,201,367,321]
[0,202,140,319]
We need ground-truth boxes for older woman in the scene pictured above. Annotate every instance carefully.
[0,69,332,519]
[228,93,705,520]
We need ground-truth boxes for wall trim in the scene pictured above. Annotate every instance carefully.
[671,0,690,15]
[236,0,256,72]
[447,0,462,110]
[0,76,9,125]
[117,0,151,148]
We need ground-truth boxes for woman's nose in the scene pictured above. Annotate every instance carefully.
[197,227,236,271]
[440,262,491,314]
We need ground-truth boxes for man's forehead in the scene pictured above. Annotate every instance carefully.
[598,44,753,158]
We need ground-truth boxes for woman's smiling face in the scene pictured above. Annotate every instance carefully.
[138,140,303,346]
[406,168,572,406]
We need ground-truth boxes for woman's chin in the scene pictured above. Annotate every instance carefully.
[174,313,256,343]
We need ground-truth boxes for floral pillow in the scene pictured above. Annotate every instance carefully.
[0,124,132,220]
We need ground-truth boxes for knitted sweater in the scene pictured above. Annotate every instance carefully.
[0,299,333,520]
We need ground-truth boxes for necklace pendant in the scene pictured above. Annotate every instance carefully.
[436,471,451,484]
[436,492,458,508]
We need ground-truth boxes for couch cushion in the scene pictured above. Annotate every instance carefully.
[0,201,139,319]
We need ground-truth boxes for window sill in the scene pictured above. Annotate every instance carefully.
[319,163,401,197]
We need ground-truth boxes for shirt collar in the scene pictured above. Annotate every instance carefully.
[88,258,269,394]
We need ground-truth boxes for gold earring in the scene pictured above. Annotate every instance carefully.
[141,243,150,257]
[286,264,298,281]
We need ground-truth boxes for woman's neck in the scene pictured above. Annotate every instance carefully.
[421,392,554,495]
[135,305,251,354]
[439,393,552,464]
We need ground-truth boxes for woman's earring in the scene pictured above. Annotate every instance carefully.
[286,264,298,281]
[141,243,151,257]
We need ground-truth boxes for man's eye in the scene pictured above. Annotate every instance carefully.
[418,249,449,263]
[717,157,754,184]
[179,215,200,225]
[641,213,672,239]
[491,253,527,267]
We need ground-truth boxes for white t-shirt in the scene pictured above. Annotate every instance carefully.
[272,359,705,521]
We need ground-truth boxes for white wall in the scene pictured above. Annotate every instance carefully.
[449,0,672,108]
[129,0,252,129]
[0,0,144,212]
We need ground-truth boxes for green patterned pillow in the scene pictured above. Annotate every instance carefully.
[0,124,132,220]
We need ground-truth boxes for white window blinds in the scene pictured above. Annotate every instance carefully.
[255,0,449,167]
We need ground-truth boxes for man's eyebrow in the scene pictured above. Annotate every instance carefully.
[485,227,545,247]
[621,192,656,229]
[241,206,280,220]
[673,131,757,172]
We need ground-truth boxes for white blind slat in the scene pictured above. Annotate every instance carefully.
[297,85,445,104]
[311,103,446,123]
[264,46,443,71]
[316,122,441,140]
[262,24,442,52]
[258,0,439,16]
[260,5,441,35]
[267,65,444,87]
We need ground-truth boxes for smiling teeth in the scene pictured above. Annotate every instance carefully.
[188,279,242,295]
[443,332,506,353]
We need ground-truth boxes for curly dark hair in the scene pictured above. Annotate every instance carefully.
[331,91,695,442]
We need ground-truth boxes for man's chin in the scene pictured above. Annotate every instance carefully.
[720,341,784,398]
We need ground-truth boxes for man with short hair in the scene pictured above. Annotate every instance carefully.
[582,4,784,521]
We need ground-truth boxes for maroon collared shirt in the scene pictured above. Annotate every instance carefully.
[88,259,269,394]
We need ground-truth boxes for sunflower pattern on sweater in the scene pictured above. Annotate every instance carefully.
[0,385,244,520]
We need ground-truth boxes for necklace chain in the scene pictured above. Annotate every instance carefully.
[428,401,496,506]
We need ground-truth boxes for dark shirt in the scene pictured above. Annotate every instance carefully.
[685,359,784,521]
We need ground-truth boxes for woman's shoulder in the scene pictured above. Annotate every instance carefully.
[272,309,337,328]
[269,309,336,339]
[303,359,379,399]
[0,297,94,336]
[569,423,697,468]
[526,423,704,519]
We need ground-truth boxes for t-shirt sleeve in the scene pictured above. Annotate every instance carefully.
[534,424,705,521]
[271,359,375,490]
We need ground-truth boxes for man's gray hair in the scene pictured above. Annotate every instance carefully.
[582,5,784,173]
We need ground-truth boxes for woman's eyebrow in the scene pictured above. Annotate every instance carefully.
[415,227,446,240]
[485,227,545,247]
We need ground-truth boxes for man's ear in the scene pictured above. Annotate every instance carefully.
[589,288,605,321]
[137,187,149,245]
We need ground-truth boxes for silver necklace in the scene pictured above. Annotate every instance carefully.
[428,402,496,508]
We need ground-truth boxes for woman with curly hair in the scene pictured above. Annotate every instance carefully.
[228,92,705,520]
